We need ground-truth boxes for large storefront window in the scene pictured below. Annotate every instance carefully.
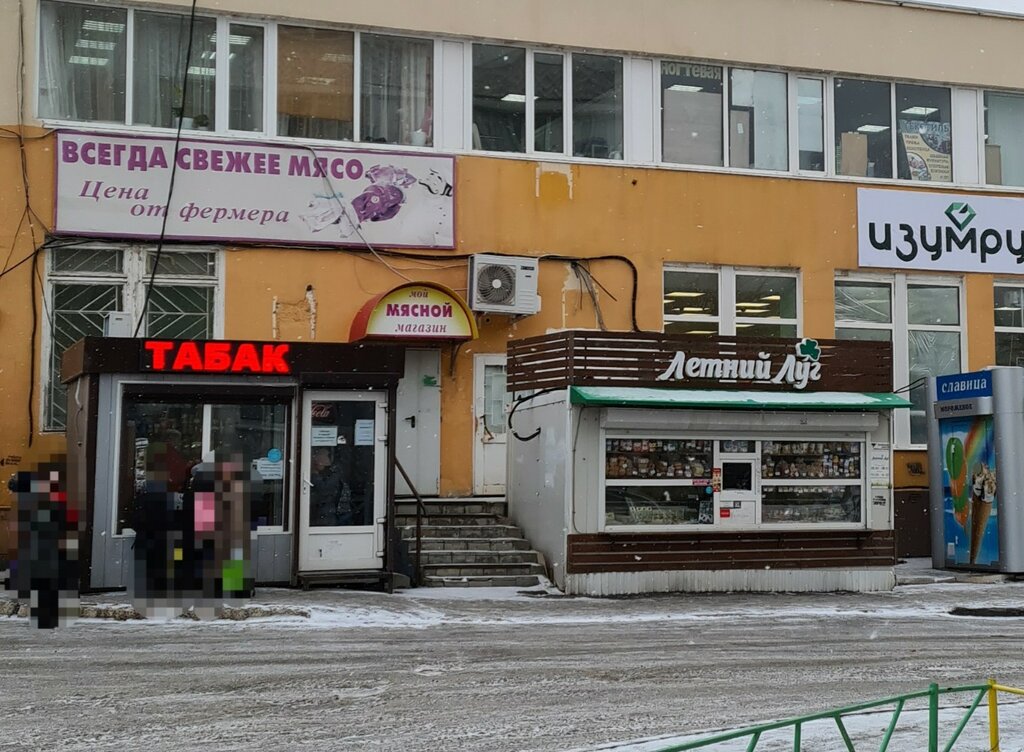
[729,69,788,171]
[133,12,217,130]
[895,84,952,183]
[38,2,128,123]
[661,61,724,167]
[834,78,893,179]
[117,398,289,534]
[361,33,433,146]
[46,247,220,431]
[277,26,354,140]
[663,266,799,338]
[984,92,1024,187]
[835,275,962,447]
[604,438,864,528]
[995,284,1024,366]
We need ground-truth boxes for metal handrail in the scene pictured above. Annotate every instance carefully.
[652,680,1022,752]
[394,458,426,586]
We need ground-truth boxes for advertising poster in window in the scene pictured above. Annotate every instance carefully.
[898,120,952,183]
[54,131,455,249]
[940,415,999,569]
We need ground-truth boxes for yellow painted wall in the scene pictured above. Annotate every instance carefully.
[0,132,1018,513]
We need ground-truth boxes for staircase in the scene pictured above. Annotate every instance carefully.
[394,498,546,587]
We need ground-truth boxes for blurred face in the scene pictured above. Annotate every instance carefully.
[312,449,331,472]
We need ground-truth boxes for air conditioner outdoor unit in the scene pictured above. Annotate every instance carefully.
[468,254,540,315]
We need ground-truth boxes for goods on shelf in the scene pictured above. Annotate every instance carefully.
[605,438,713,480]
[761,485,861,523]
[761,441,861,479]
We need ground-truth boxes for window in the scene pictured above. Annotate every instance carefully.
[984,92,1024,187]
[834,78,893,179]
[228,25,265,132]
[994,285,1024,366]
[834,79,953,182]
[133,12,216,130]
[663,266,799,337]
[472,44,526,152]
[796,77,824,172]
[835,276,963,447]
[277,26,354,140]
[572,53,623,160]
[661,61,724,167]
[533,53,565,153]
[472,44,623,158]
[895,83,952,182]
[38,1,128,123]
[729,69,788,170]
[360,34,433,146]
[45,247,220,431]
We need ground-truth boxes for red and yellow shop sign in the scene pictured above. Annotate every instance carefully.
[349,282,477,341]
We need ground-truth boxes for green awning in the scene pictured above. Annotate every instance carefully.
[569,386,912,410]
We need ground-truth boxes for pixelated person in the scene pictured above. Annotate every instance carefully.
[189,453,254,602]
[131,432,194,606]
[310,447,354,526]
[7,458,80,629]
[132,451,254,616]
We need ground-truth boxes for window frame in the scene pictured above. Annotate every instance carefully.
[994,282,1024,366]
[37,3,442,150]
[834,272,965,449]
[42,244,224,432]
[467,42,628,161]
[662,265,802,337]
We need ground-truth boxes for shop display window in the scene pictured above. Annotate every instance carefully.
[603,436,866,529]
[604,438,713,526]
[117,398,289,534]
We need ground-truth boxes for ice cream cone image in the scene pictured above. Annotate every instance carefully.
[968,464,995,564]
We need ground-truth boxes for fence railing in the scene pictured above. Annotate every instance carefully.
[653,679,1023,752]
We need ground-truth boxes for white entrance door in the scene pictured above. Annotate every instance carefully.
[395,349,441,496]
[473,354,511,495]
[299,391,387,572]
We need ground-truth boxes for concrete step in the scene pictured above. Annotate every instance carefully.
[411,537,535,552]
[400,524,524,540]
[415,549,543,566]
[422,574,543,588]
[394,500,507,517]
[422,562,547,578]
[394,514,504,528]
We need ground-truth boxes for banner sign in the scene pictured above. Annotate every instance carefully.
[941,414,1000,569]
[858,188,1024,274]
[54,131,455,249]
[141,340,291,374]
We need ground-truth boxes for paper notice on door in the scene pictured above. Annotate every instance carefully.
[870,443,891,487]
[354,419,375,446]
[255,458,284,480]
[311,426,338,446]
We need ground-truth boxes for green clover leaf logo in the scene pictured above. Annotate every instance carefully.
[797,338,821,362]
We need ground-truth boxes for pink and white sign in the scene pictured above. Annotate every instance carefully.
[54,131,455,249]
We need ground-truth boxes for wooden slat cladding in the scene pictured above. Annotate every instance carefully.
[507,331,893,393]
[566,530,896,574]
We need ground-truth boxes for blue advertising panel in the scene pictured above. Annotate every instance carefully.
[936,371,992,402]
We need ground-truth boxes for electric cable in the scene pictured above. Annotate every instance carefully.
[507,387,562,442]
[133,0,200,337]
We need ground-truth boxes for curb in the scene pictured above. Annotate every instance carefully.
[0,597,310,621]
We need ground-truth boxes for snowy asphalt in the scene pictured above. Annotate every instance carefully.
[2,580,1024,752]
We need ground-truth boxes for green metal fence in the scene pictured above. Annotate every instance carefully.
[654,679,1022,752]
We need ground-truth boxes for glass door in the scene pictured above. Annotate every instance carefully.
[299,391,387,572]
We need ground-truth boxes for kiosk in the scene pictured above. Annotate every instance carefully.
[61,336,405,591]
[927,368,1024,574]
[506,331,911,595]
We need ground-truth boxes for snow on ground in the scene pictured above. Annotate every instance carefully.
[587,698,1024,751]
